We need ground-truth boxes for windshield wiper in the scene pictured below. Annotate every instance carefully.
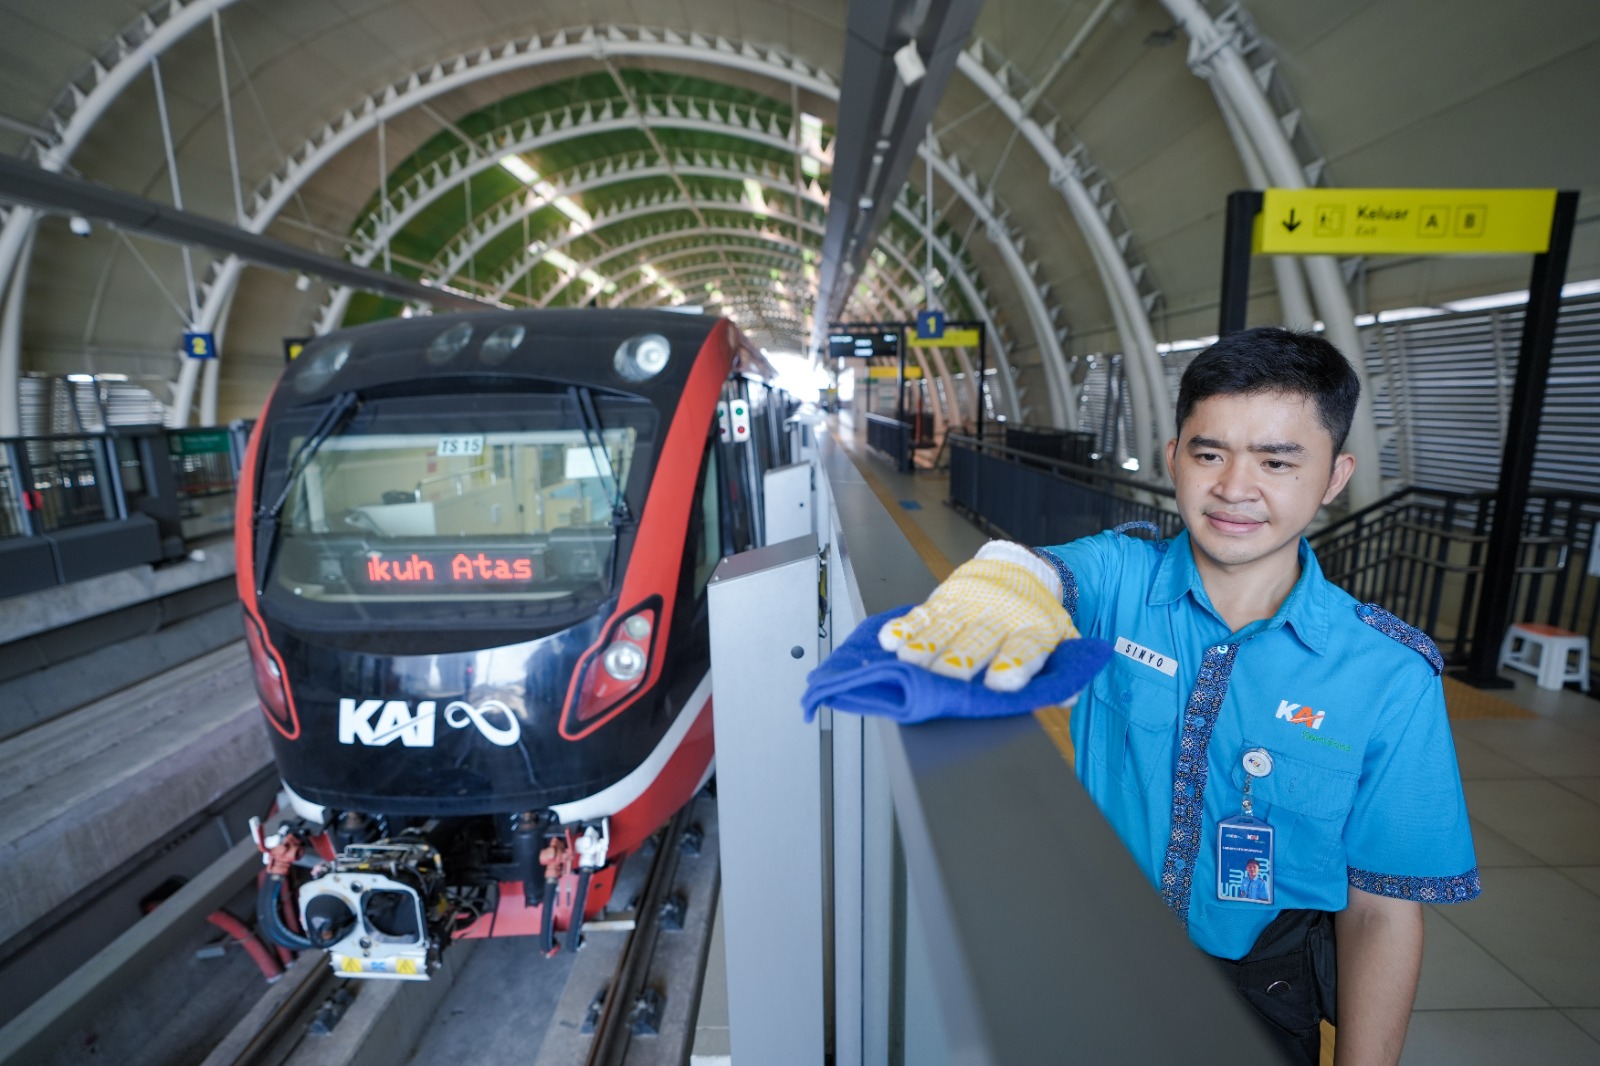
[254,391,359,596]
[568,386,633,528]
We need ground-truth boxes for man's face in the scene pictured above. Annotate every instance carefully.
[1165,390,1355,580]
[1246,860,1259,879]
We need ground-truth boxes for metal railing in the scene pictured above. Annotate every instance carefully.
[1000,425,1098,469]
[1310,487,1600,683]
[947,433,1182,545]
[865,412,913,472]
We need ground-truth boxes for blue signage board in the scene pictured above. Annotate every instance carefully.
[182,331,217,360]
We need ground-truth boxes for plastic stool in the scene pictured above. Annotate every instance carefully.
[1498,623,1592,692]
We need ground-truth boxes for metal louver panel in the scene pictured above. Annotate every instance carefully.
[15,377,166,435]
[1079,354,1138,465]
[1363,293,1600,496]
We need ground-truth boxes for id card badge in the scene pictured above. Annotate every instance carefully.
[1217,815,1274,905]
[1217,747,1275,905]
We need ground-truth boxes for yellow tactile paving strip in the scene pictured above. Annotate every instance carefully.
[1441,675,1537,719]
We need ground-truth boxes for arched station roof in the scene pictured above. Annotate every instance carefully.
[0,0,1595,496]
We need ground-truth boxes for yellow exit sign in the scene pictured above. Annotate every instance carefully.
[1255,188,1556,255]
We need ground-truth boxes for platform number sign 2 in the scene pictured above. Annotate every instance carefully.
[183,331,217,360]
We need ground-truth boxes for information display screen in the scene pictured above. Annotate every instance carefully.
[355,549,545,592]
[828,329,899,361]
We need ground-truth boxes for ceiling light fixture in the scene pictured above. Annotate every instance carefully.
[893,40,926,86]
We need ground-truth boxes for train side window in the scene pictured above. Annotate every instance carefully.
[691,444,722,594]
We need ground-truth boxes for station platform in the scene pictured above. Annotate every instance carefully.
[830,413,1600,1064]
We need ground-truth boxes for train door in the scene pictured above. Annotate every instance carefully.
[716,378,764,551]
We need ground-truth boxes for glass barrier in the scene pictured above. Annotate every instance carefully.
[0,444,26,539]
[20,436,119,534]
[168,428,240,540]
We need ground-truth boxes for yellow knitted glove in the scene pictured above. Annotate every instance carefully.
[878,542,1079,692]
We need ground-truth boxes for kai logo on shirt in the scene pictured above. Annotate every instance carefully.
[338,698,522,748]
[1275,700,1326,731]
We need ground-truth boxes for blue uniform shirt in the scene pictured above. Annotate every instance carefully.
[1039,527,1480,959]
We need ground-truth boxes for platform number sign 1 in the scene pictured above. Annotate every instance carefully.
[183,331,217,360]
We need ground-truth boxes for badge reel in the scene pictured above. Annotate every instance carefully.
[1217,748,1274,905]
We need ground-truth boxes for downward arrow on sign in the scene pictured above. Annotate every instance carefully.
[1283,209,1302,233]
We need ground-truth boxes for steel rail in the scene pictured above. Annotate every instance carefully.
[586,807,691,1066]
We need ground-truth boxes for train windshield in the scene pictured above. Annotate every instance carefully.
[258,392,655,631]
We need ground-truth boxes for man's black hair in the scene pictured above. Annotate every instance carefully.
[1175,326,1361,454]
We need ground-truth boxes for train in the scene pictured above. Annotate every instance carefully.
[236,308,793,979]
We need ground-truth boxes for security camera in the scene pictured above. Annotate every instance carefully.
[68,216,92,238]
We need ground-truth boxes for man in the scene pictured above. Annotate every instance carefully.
[1241,858,1269,902]
[880,328,1479,1065]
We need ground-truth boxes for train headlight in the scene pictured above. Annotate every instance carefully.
[425,322,473,365]
[479,324,525,366]
[293,341,352,394]
[565,604,660,733]
[614,333,671,382]
[602,641,645,682]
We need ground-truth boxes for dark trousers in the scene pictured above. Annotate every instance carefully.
[1211,909,1338,1066]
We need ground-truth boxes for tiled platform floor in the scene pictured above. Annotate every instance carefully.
[841,420,1600,1064]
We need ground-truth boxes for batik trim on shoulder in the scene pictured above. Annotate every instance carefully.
[1347,866,1481,903]
[1112,520,1163,539]
[1355,604,1445,675]
[1033,547,1078,616]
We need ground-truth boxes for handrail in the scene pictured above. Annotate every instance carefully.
[948,431,1176,499]
[1312,483,1600,545]
[1306,485,1599,681]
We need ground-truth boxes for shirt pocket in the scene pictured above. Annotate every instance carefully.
[1238,746,1358,875]
[1090,657,1179,795]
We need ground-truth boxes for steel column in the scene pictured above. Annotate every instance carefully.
[1457,190,1579,687]
[1219,190,1264,336]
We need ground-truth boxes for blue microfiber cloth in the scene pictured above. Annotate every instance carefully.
[802,605,1114,724]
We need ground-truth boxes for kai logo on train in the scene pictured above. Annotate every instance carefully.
[339,698,523,748]
[1275,700,1326,731]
